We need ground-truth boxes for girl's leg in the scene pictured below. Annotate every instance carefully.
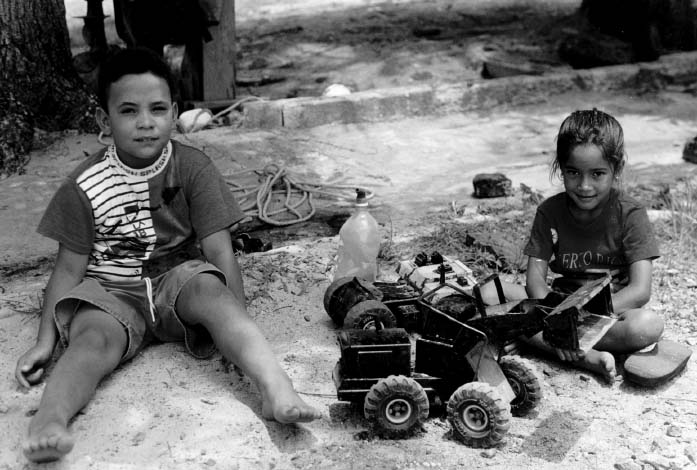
[476,280,528,305]
[23,308,127,463]
[175,273,321,424]
[523,308,663,382]
[524,333,616,382]
[594,307,664,353]
[526,332,617,382]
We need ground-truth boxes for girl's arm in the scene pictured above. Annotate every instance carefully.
[525,257,551,299]
[524,255,586,361]
[611,259,652,313]
[15,244,88,387]
[199,229,246,303]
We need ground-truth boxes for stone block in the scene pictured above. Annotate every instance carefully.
[473,173,513,198]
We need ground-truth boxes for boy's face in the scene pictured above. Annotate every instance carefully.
[96,72,178,168]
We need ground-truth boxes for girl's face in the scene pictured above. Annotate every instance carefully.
[561,144,616,220]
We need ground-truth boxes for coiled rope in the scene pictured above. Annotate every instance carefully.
[225,164,374,226]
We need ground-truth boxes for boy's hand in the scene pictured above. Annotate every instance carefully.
[15,343,54,388]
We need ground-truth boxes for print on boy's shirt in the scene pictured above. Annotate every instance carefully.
[560,251,620,270]
[162,186,181,205]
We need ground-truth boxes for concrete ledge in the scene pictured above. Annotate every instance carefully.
[241,51,697,130]
[243,85,435,129]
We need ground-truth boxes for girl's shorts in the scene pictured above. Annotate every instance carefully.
[53,260,227,362]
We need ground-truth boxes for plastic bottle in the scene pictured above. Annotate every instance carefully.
[333,189,380,281]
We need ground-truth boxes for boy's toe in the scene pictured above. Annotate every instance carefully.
[296,406,322,422]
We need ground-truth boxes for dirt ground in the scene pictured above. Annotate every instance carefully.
[1,1,696,469]
[66,0,582,100]
[231,0,580,99]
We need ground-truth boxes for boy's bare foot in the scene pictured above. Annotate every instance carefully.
[577,349,616,383]
[23,419,74,463]
[260,380,322,424]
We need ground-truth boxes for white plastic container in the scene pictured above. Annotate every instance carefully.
[334,190,380,281]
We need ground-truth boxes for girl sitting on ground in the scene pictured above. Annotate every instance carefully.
[521,108,664,382]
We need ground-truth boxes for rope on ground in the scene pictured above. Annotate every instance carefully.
[225,164,374,226]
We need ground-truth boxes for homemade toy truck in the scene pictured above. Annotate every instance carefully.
[325,256,614,447]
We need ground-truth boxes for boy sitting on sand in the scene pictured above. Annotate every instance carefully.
[15,47,320,463]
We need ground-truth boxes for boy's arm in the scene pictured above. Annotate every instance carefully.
[525,257,551,299]
[15,244,88,387]
[611,259,652,313]
[199,229,245,302]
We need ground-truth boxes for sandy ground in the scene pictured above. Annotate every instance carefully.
[1,1,696,469]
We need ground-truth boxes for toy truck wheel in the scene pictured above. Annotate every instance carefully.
[323,277,355,324]
[364,375,429,438]
[499,355,543,416]
[344,300,397,330]
[447,382,511,448]
[324,277,383,326]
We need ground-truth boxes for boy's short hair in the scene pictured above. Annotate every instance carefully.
[97,47,176,109]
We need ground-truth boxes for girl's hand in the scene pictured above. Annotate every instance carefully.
[553,347,585,362]
[15,343,54,388]
[503,340,520,356]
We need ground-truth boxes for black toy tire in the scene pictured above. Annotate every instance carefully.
[499,355,543,416]
[447,382,511,448]
[323,276,355,324]
[344,300,397,330]
[364,375,430,438]
[324,277,384,326]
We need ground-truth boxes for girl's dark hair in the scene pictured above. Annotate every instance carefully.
[97,47,176,109]
[552,108,625,179]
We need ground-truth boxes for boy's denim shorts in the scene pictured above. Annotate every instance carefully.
[53,260,227,362]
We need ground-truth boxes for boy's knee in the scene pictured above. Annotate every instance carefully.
[183,272,228,299]
[69,309,127,355]
[70,325,123,355]
[177,272,241,320]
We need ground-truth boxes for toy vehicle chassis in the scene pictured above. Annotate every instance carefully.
[332,275,549,447]
[325,269,615,351]
[329,268,615,446]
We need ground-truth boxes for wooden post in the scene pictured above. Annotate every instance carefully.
[82,0,108,55]
[202,0,236,101]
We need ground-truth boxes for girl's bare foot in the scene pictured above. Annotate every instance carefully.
[577,349,616,383]
[23,417,74,463]
[260,379,322,424]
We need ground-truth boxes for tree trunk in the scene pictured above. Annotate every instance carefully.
[580,0,697,61]
[0,0,97,176]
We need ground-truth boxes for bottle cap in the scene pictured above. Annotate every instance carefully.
[355,189,368,206]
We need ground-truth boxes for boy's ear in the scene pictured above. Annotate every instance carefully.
[171,102,179,122]
[95,108,111,134]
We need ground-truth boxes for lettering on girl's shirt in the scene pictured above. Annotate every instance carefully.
[561,251,619,269]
